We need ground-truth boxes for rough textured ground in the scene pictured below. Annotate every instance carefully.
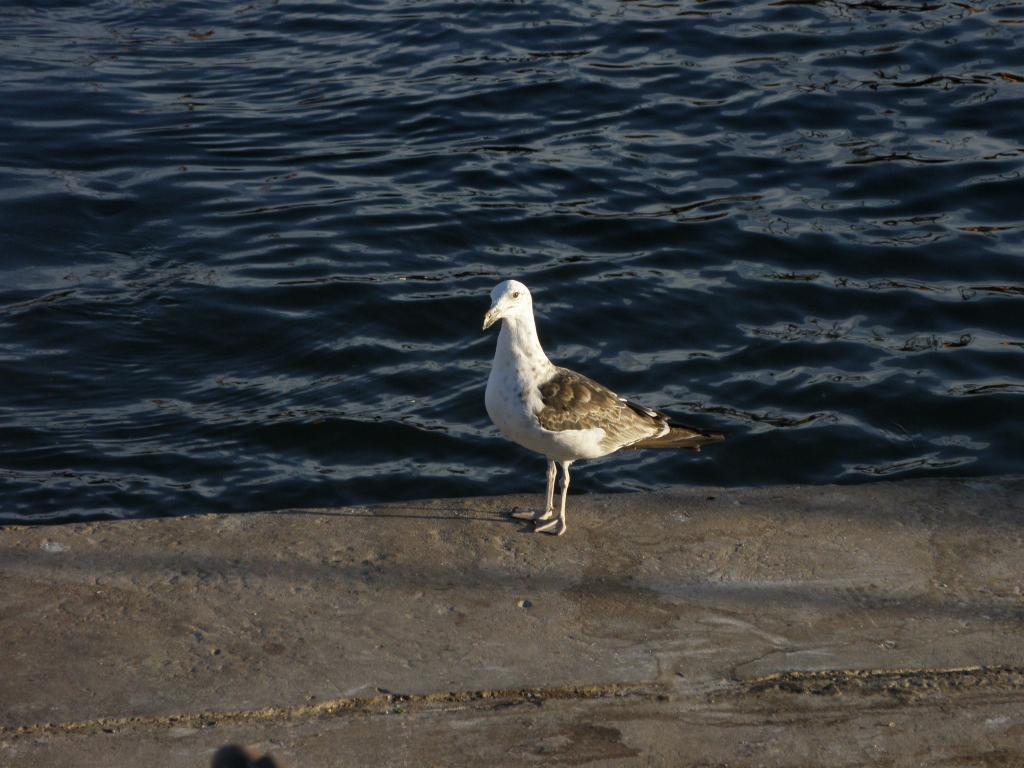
[2,477,1023,767]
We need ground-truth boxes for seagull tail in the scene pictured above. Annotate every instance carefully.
[629,423,725,451]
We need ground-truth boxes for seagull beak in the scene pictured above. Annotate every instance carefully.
[482,306,501,331]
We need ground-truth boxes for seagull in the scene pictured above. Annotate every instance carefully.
[482,279,724,536]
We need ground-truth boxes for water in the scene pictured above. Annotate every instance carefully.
[1,1,1022,524]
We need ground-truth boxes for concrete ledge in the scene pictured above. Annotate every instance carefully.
[2,478,1023,766]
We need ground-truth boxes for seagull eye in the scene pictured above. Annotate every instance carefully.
[512,291,520,299]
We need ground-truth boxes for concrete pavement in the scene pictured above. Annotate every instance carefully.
[2,477,1023,766]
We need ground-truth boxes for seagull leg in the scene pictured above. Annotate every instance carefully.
[512,460,557,521]
[535,461,570,536]
[541,459,557,520]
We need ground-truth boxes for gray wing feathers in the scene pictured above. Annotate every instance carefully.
[535,368,665,451]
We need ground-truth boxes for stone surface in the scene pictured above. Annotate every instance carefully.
[2,477,1023,766]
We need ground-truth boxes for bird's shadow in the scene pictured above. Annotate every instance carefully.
[272,504,542,534]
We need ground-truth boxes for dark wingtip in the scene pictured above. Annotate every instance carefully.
[668,421,725,443]
[628,424,726,451]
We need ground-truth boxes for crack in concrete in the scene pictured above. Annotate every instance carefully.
[742,665,1024,698]
[1,682,669,740]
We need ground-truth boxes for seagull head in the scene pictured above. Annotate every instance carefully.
[482,279,532,331]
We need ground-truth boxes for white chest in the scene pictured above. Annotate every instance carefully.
[484,337,608,461]
[485,363,542,446]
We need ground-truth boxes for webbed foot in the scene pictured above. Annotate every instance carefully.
[510,507,555,521]
[533,517,566,536]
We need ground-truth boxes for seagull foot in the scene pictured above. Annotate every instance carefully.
[510,508,555,521]
[533,518,566,536]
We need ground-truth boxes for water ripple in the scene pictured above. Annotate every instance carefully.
[1,0,1022,521]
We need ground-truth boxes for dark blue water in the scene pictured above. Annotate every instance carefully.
[2,1,1022,523]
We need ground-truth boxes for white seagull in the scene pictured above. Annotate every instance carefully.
[483,279,724,536]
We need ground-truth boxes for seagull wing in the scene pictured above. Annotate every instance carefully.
[627,420,725,450]
[535,367,665,452]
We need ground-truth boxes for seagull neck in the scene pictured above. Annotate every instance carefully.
[496,312,553,376]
